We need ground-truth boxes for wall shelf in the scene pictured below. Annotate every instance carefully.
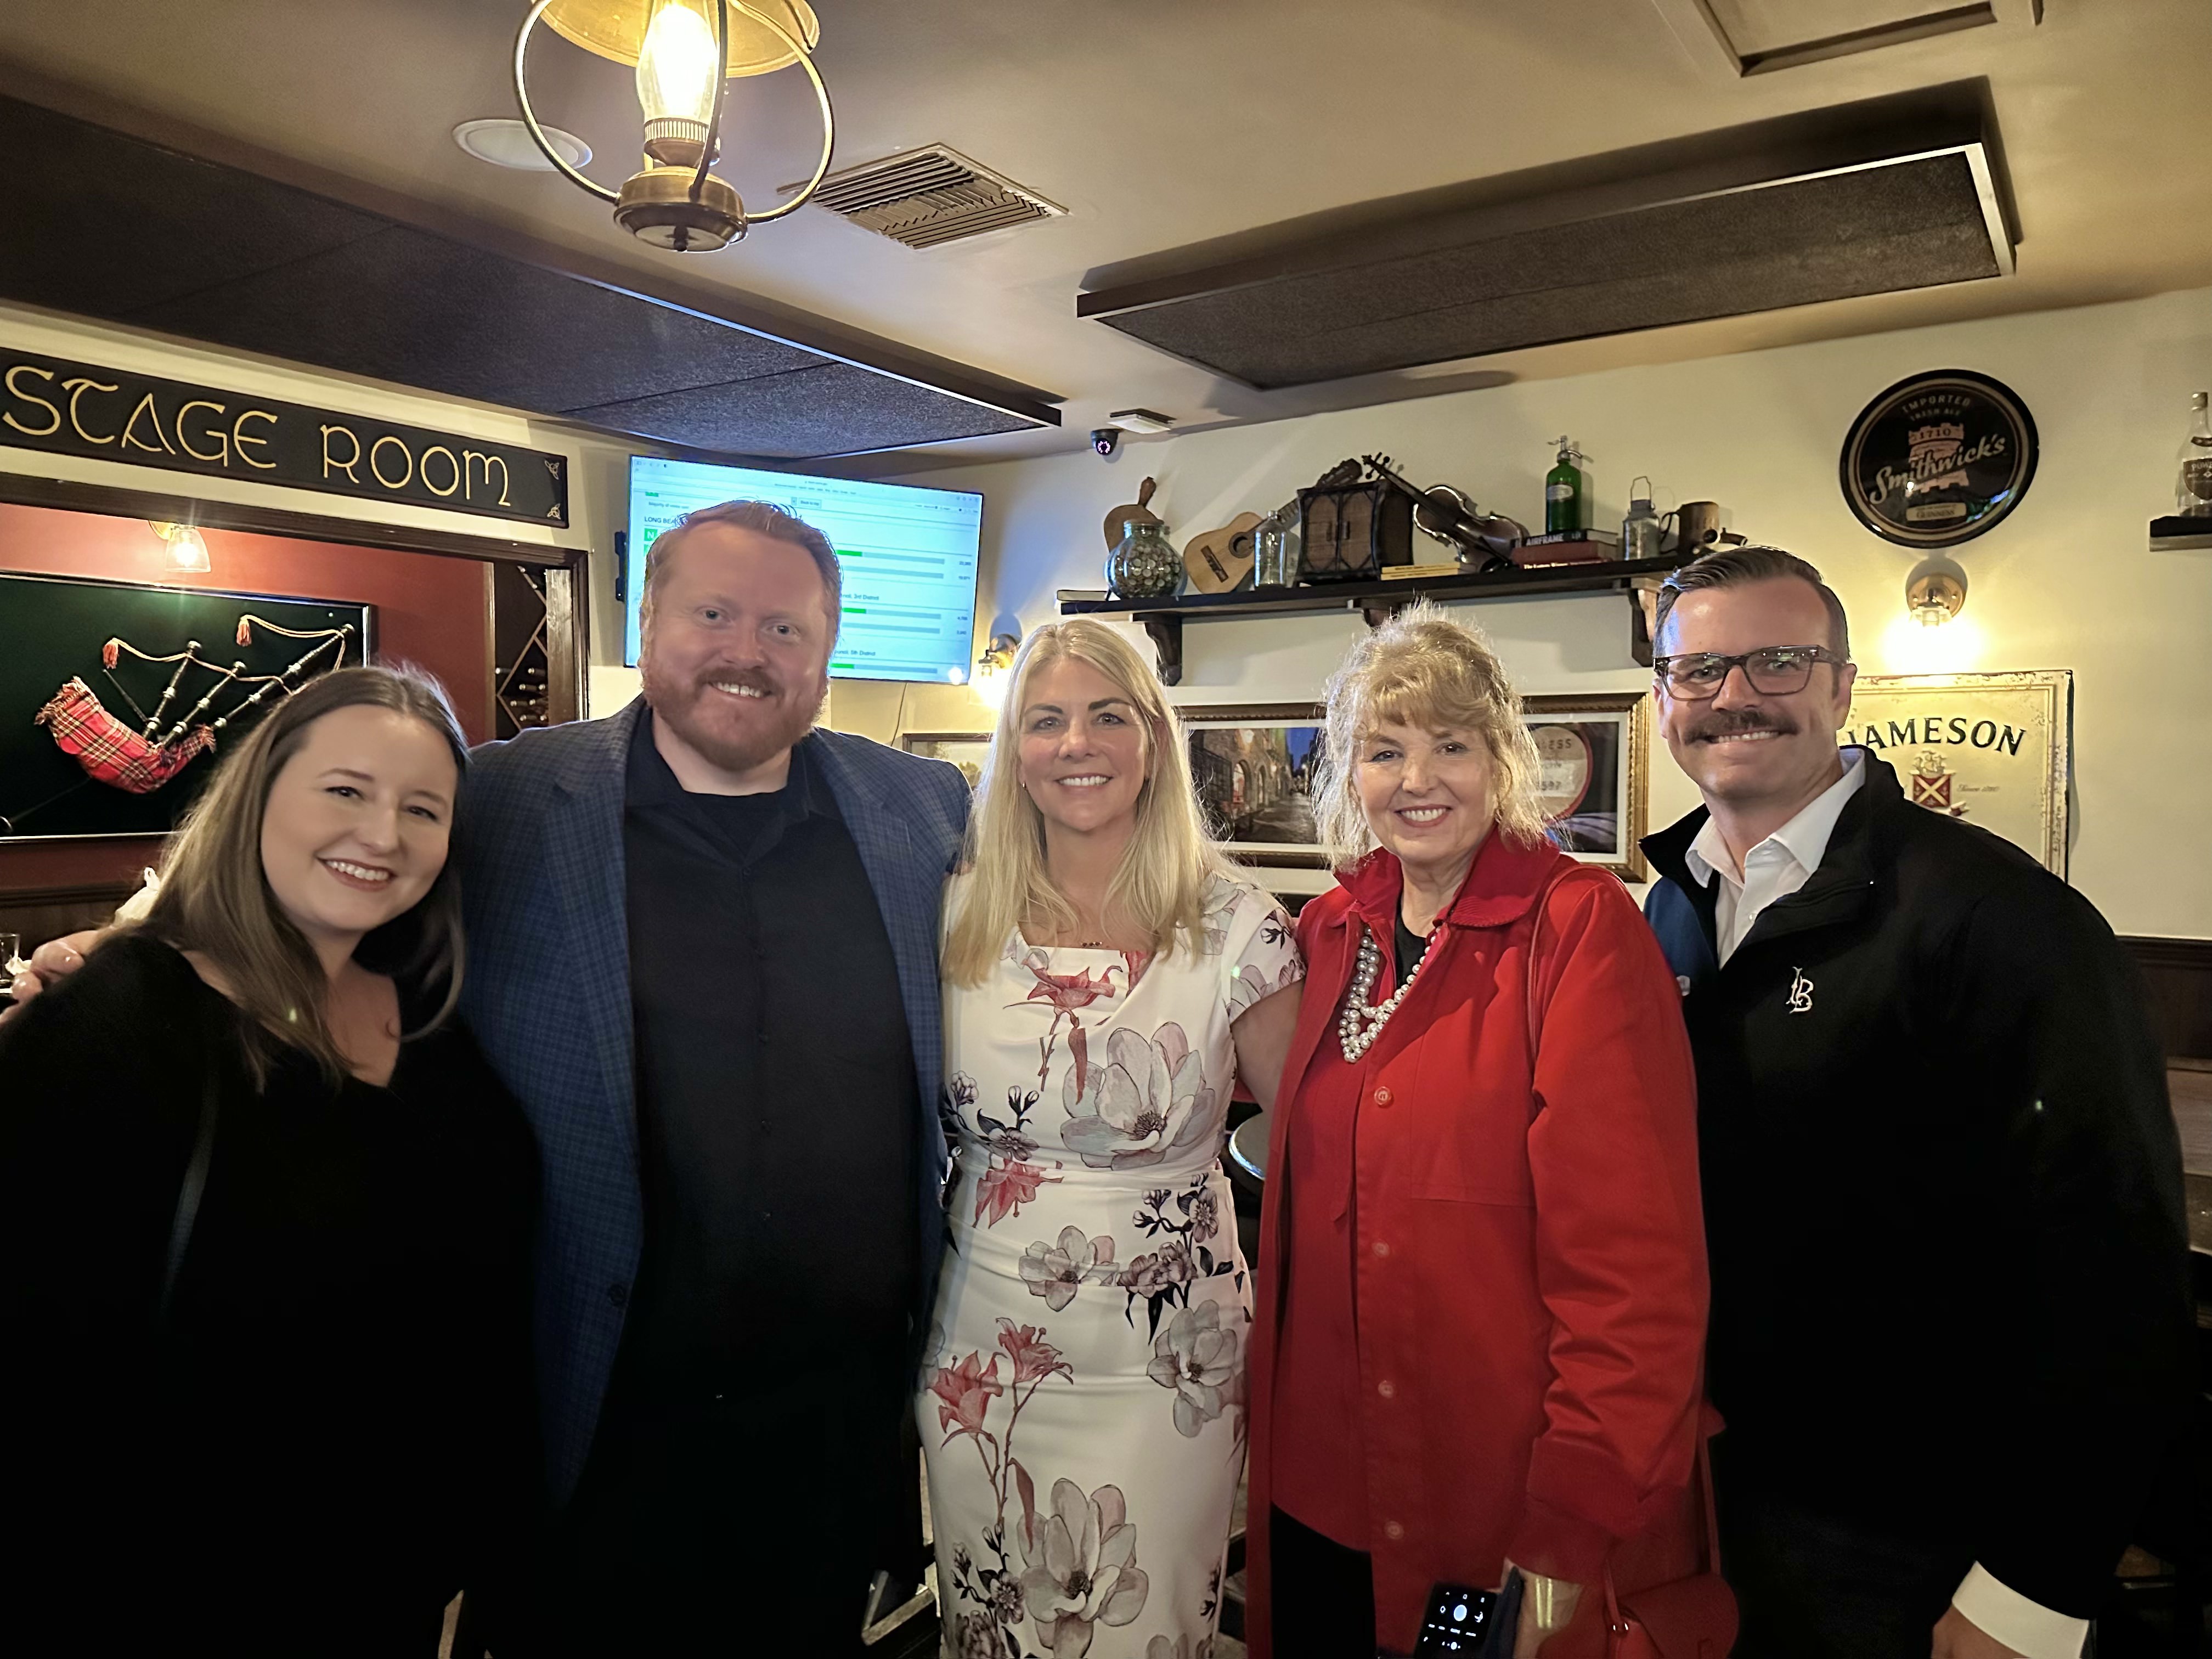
[2151,516,2212,552]
[1059,556,1679,684]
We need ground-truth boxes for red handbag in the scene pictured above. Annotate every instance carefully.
[1603,1419,1737,1659]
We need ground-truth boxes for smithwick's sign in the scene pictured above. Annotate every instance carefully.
[1842,669,2073,876]
[1839,370,2037,549]
[0,349,568,528]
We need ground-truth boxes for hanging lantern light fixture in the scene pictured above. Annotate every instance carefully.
[513,0,833,252]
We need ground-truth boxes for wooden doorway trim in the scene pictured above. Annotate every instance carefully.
[0,469,592,725]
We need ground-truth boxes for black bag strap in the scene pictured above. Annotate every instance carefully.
[156,1069,221,1330]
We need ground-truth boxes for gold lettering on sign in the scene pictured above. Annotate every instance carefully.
[233,408,278,470]
[369,433,414,490]
[465,450,511,507]
[176,400,229,465]
[419,444,461,498]
[119,391,178,456]
[62,376,122,444]
[321,424,363,482]
[2,365,62,436]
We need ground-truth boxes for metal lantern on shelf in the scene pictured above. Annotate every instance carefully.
[513,0,833,252]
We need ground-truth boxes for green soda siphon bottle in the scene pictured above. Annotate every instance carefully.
[1544,436,1589,534]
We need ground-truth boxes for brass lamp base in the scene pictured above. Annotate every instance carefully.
[614,166,747,251]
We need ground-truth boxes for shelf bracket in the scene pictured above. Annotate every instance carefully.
[1139,614,1183,686]
[1628,580,1662,669]
[1360,599,1413,629]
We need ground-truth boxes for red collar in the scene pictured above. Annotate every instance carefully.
[1334,833,1567,935]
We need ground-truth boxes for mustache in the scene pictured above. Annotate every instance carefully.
[1688,708,1797,743]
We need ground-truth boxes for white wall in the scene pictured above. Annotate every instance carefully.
[880,286,2212,936]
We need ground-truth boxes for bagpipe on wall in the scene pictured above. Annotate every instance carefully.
[0,572,372,840]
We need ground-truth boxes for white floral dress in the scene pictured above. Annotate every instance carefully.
[922,874,1304,1659]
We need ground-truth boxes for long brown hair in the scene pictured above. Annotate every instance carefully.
[139,665,470,1084]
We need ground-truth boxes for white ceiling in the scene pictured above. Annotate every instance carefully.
[2,0,2206,472]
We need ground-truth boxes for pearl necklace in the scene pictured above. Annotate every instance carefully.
[1338,926,1436,1063]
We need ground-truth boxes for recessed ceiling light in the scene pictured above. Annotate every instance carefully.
[454,117,591,172]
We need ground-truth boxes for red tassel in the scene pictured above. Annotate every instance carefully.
[236,618,252,647]
[102,639,119,670]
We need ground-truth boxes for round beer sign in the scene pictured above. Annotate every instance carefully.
[1840,370,2038,548]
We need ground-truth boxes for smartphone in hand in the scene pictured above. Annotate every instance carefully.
[1413,1570,1523,1656]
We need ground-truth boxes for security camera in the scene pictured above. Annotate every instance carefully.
[1091,427,1121,458]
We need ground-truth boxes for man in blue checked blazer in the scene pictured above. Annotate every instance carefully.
[460,500,969,1656]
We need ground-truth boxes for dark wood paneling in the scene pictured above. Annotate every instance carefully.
[2125,937,2212,1064]
[0,881,138,954]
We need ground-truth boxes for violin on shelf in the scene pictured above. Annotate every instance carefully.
[1361,454,1526,568]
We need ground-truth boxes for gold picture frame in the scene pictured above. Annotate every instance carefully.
[899,730,994,789]
[1521,692,1651,883]
[1841,669,2072,876]
[1180,693,1651,881]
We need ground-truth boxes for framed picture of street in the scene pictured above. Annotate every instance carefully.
[1522,693,1650,883]
[1183,695,1650,880]
[1183,703,1329,867]
[900,730,993,789]
[1841,669,2072,876]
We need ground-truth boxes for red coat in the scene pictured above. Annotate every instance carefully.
[1247,834,1710,1657]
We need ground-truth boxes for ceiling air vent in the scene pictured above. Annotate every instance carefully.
[802,145,1065,250]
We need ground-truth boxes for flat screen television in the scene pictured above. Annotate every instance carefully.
[623,456,983,682]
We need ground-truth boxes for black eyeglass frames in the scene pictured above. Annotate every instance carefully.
[1651,645,1846,699]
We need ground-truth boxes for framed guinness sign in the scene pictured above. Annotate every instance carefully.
[1840,370,2037,548]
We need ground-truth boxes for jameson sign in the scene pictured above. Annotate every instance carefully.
[1839,370,2036,549]
[1842,669,2073,876]
[0,350,567,527]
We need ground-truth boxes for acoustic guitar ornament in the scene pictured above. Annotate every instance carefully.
[1182,512,1263,594]
[1102,475,1162,554]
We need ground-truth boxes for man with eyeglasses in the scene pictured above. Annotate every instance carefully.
[1638,545,2190,1659]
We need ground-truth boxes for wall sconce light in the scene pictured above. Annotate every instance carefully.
[972,627,1022,709]
[1905,555,1967,627]
[149,521,211,575]
[976,632,1021,677]
[514,0,834,253]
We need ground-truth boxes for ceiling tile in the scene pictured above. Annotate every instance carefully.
[127,224,832,411]
[0,94,386,318]
[566,363,1037,457]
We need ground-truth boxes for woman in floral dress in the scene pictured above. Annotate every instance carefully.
[923,619,1304,1659]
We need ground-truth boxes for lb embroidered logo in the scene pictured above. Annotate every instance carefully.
[1785,967,1815,1015]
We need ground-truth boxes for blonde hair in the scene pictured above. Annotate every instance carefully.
[1311,601,1548,868]
[140,665,469,1085]
[943,619,1237,987]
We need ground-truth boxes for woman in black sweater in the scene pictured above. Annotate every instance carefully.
[0,667,538,1655]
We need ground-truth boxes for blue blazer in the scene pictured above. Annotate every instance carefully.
[456,699,969,1503]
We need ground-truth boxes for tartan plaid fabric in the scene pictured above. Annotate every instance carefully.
[35,678,215,794]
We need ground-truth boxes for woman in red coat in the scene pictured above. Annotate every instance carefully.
[1249,603,1711,1658]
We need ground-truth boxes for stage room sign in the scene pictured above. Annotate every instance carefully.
[0,349,568,528]
[1842,669,2073,876]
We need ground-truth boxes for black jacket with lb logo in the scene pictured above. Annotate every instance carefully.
[1641,752,2192,1619]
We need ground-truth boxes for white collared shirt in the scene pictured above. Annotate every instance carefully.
[1682,746,2087,1659]
[1683,749,1865,966]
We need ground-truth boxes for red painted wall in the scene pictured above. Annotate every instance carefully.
[0,501,493,893]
